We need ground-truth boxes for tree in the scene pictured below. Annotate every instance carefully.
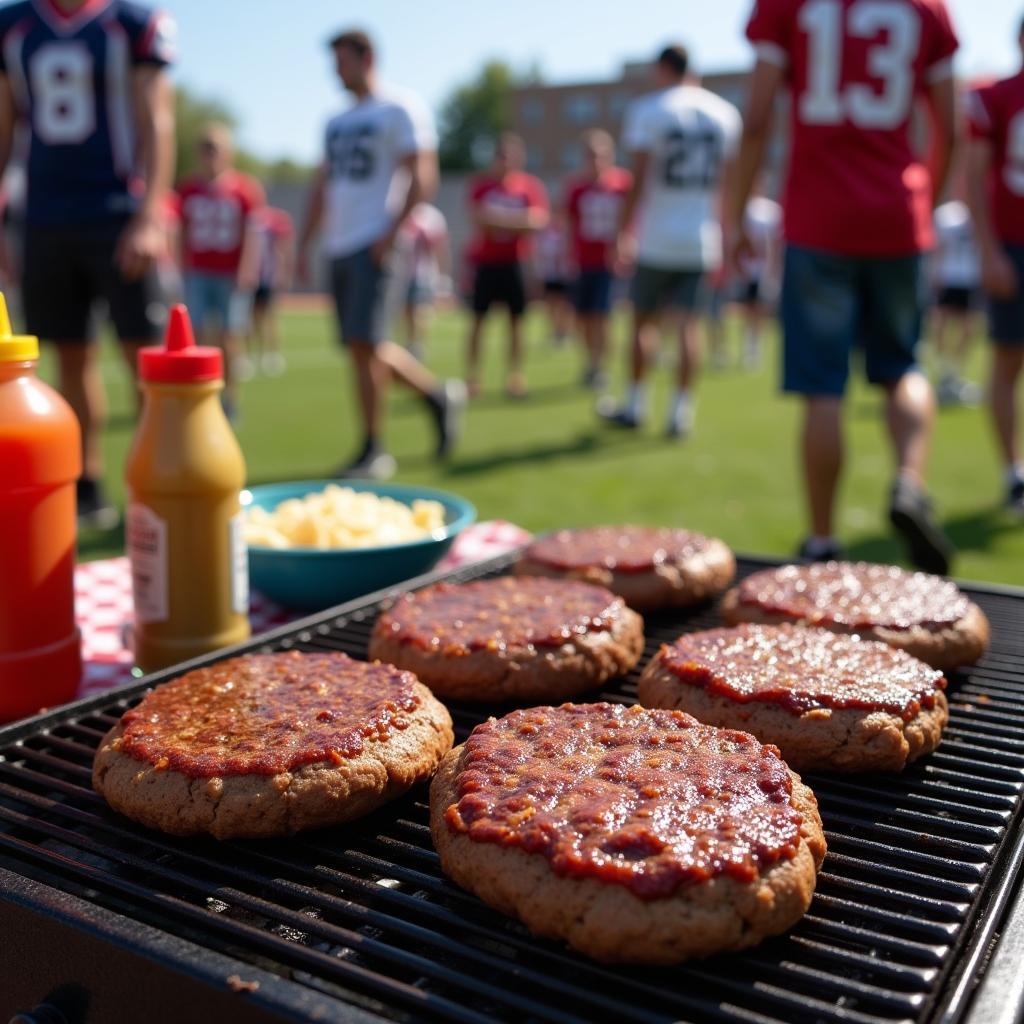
[438,61,519,172]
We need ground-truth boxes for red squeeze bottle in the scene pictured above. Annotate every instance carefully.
[0,294,82,721]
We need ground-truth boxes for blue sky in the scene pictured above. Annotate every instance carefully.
[168,0,1020,163]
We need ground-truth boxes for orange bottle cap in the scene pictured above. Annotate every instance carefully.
[138,304,223,383]
[0,293,39,362]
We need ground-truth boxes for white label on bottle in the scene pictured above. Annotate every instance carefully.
[230,511,250,615]
[127,502,168,624]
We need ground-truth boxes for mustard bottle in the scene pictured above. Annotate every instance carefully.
[126,304,250,673]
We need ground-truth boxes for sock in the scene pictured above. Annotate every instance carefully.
[668,389,692,430]
[626,383,647,420]
[1006,464,1024,488]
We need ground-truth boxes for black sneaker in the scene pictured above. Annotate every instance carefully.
[797,537,845,562]
[76,478,120,530]
[596,397,642,429]
[335,443,397,480]
[1007,479,1024,518]
[888,478,953,575]
[426,379,467,459]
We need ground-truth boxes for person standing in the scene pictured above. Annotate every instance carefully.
[601,44,740,438]
[298,29,463,479]
[464,133,548,399]
[735,191,782,370]
[966,20,1024,515]
[176,123,264,415]
[0,0,175,526]
[390,200,449,361]
[247,204,294,377]
[564,129,631,390]
[930,198,981,407]
[729,0,959,572]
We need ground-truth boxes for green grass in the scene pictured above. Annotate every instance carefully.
[53,303,1024,587]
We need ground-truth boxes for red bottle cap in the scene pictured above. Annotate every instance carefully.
[138,304,223,383]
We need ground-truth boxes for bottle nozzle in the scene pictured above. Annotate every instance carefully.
[165,304,196,352]
[0,291,39,362]
[0,293,11,338]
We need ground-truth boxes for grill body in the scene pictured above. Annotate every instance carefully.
[2,553,1024,1024]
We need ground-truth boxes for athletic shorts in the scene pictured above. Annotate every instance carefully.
[738,277,761,305]
[406,279,434,307]
[543,278,568,296]
[988,244,1024,345]
[780,245,923,396]
[573,268,614,315]
[935,285,975,312]
[22,220,162,342]
[329,246,389,345]
[630,264,705,316]
[253,283,274,308]
[184,271,249,334]
[472,262,526,317]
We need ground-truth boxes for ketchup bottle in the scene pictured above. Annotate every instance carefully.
[126,304,250,673]
[0,294,82,721]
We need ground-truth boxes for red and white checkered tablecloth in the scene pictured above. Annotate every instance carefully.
[74,520,531,700]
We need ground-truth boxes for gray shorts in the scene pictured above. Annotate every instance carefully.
[630,264,705,316]
[329,245,389,345]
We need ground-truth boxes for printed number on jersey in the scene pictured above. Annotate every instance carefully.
[799,0,921,129]
[327,125,376,181]
[30,43,95,144]
[662,130,721,188]
[184,196,242,253]
[1007,111,1024,197]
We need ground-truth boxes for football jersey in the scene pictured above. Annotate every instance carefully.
[534,223,570,281]
[176,170,266,276]
[741,195,782,279]
[746,0,959,256]
[469,171,549,264]
[564,166,632,271]
[931,200,978,287]
[967,71,1024,246]
[0,0,174,224]
[321,84,437,260]
[622,84,741,270]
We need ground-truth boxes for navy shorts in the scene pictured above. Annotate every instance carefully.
[183,270,249,334]
[630,264,705,316]
[472,262,526,317]
[22,219,162,343]
[573,268,614,314]
[329,246,389,345]
[780,245,923,396]
[988,244,1024,345]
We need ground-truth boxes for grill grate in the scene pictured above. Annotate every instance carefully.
[2,554,1024,1024]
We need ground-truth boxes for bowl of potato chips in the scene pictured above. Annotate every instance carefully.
[242,480,476,610]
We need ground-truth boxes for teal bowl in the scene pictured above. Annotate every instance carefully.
[244,480,476,611]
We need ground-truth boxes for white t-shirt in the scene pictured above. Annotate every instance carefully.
[932,201,979,290]
[622,84,741,270]
[322,85,437,259]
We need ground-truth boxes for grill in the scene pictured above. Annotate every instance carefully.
[2,552,1024,1024]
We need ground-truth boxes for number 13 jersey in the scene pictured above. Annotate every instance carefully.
[746,0,958,256]
[0,0,174,225]
[622,84,741,271]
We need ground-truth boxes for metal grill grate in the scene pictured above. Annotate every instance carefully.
[2,554,1023,1024]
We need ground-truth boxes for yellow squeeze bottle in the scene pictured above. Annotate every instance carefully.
[126,304,250,672]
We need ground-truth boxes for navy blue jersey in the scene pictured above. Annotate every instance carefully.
[0,0,174,224]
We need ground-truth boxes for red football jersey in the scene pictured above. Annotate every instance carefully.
[469,172,548,264]
[968,71,1024,246]
[177,170,267,275]
[564,167,632,271]
[746,0,958,256]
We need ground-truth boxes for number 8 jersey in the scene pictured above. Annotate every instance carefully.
[746,0,957,256]
[0,0,174,225]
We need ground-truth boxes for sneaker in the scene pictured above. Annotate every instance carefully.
[888,478,954,575]
[596,396,642,429]
[797,537,845,562]
[76,478,120,531]
[581,366,608,392]
[335,444,397,480]
[666,406,695,440]
[427,379,467,459]
[260,352,286,377]
[1007,479,1024,518]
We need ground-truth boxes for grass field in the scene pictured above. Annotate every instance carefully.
[54,300,1024,587]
